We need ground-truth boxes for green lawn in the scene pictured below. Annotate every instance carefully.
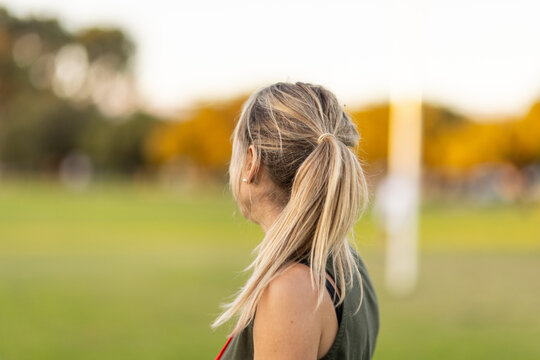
[0,179,539,359]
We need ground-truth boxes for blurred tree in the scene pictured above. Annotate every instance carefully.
[0,7,71,105]
[350,104,390,166]
[75,27,134,68]
[507,101,540,167]
[144,97,245,177]
[422,104,469,173]
[78,112,160,174]
[0,6,153,177]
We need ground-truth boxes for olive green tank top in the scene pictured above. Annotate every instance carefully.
[219,248,380,359]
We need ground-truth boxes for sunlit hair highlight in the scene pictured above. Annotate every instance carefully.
[212,82,370,337]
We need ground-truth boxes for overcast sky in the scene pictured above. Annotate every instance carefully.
[4,0,540,118]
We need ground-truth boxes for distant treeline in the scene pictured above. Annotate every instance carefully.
[146,97,540,181]
[1,7,539,182]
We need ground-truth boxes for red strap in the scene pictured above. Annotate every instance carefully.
[214,336,233,360]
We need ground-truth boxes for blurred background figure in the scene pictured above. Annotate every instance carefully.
[0,1,539,359]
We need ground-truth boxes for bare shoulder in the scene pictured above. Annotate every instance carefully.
[265,263,318,303]
[253,263,322,359]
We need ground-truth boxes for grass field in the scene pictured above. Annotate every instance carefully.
[0,178,539,359]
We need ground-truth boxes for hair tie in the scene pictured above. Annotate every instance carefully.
[317,132,335,144]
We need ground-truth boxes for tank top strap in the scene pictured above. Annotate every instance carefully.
[297,258,343,326]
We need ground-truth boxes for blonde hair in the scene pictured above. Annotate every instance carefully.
[212,82,370,337]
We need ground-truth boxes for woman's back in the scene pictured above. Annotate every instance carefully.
[218,246,379,360]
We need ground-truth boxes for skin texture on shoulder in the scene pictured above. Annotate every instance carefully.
[252,263,337,360]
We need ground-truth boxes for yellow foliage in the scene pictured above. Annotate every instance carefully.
[143,94,540,177]
[350,104,390,164]
[144,97,247,172]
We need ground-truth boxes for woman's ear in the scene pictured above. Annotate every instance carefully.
[245,144,260,184]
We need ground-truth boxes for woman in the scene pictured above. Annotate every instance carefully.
[213,82,379,359]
